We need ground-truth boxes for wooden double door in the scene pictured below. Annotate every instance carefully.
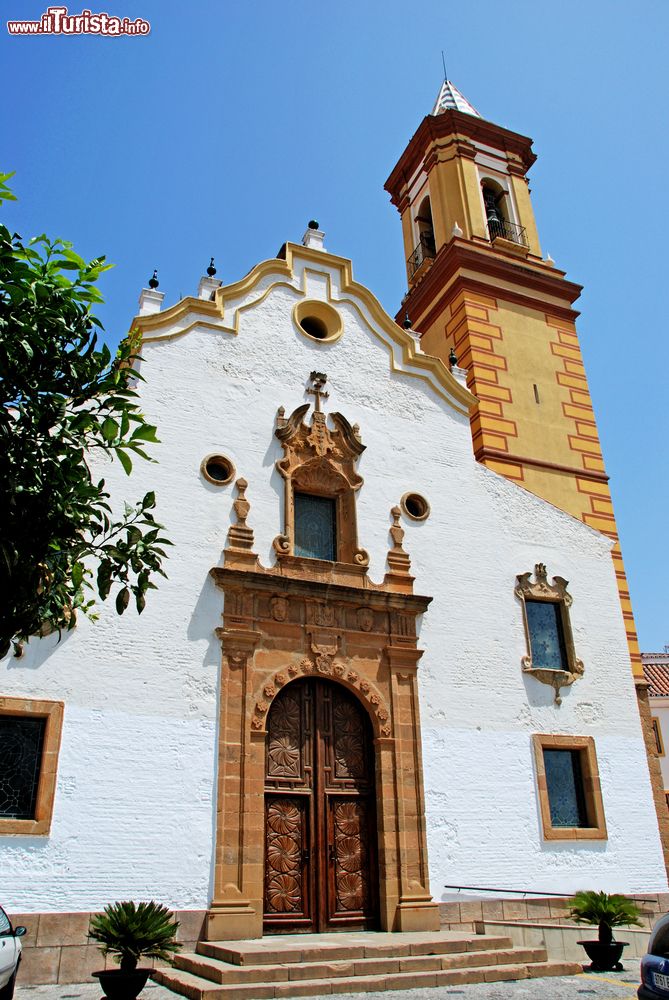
[263,678,378,932]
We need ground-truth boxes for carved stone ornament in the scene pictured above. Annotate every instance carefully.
[255,663,392,738]
[357,607,374,632]
[273,372,367,564]
[515,563,584,705]
[310,638,338,675]
[270,596,288,622]
[227,649,248,670]
[312,603,335,627]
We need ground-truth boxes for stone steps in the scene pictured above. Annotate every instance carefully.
[154,960,581,999]
[152,931,581,999]
[175,944,549,983]
[196,932,515,966]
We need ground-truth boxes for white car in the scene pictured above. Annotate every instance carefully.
[0,908,26,1000]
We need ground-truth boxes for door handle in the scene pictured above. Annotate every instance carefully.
[329,844,336,864]
[302,849,310,862]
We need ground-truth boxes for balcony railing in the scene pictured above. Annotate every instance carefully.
[407,233,436,279]
[487,217,529,248]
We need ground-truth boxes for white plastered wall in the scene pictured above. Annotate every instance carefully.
[1,247,666,911]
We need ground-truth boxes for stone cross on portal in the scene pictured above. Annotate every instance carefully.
[307,371,329,412]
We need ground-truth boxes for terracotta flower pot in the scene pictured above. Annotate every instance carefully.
[92,968,151,1000]
[578,940,628,971]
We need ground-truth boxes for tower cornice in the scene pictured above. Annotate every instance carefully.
[385,110,536,207]
[396,239,583,331]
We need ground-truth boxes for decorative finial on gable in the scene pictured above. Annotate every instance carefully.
[139,271,164,314]
[207,257,217,277]
[302,222,325,251]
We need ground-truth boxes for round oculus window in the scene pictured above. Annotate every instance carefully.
[201,454,235,485]
[293,299,343,344]
[401,492,430,522]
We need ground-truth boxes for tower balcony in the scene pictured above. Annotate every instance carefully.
[487,218,529,251]
[407,233,436,280]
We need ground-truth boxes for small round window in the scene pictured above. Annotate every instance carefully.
[401,492,430,522]
[201,454,235,485]
[293,299,343,344]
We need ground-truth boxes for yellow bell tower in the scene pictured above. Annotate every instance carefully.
[385,79,669,864]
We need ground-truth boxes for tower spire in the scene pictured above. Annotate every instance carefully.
[432,78,481,118]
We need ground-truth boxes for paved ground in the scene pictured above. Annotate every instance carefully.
[15,969,643,1000]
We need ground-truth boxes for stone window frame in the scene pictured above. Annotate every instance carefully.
[515,563,584,705]
[532,733,607,842]
[652,717,665,757]
[0,696,64,835]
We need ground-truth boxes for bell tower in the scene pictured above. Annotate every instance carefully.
[391,80,544,277]
[385,78,669,864]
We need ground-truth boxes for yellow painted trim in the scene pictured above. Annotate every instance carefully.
[340,291,474,415]
[139,319,231,344]
[130,243,476,416]
[134,295,219,332]
[139,281,301,344]
[133,256,293,339]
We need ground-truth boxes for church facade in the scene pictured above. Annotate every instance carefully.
[2,83,666,948]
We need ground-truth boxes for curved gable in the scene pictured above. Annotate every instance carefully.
[132,243,476,418]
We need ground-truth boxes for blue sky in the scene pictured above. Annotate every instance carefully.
[4,0,667,649]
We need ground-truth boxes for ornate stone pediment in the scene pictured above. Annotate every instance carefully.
[275,373,365,491]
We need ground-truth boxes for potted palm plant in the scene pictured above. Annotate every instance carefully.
[569,890,642,971]
[89,901,181,1000]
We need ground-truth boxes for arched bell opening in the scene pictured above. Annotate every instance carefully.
[481,179,510,241]
[262,677,379,933]
[415,195,436,255]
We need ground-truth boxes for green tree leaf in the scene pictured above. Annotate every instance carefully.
[0,178,170,654]
[116,449,133,475]
[115,588,130,614]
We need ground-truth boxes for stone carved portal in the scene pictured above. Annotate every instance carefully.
[264,679,378,932]
[206,381,440,940]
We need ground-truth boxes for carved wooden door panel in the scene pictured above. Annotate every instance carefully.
[264,682,314,930]
[263,679,377,933]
